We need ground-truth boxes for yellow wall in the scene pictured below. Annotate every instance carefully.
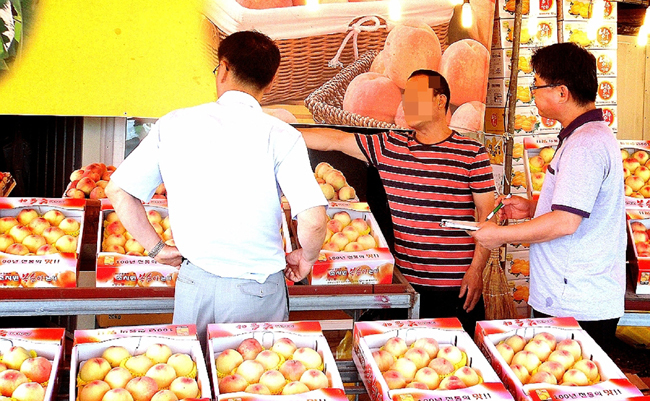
[618,35,647,140]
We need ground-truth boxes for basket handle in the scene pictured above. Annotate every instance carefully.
[328,16,386,69]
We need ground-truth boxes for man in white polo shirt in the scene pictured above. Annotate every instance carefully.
[471,43,625,351]
[106,31,328,343]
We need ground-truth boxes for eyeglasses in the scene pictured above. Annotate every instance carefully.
[212,62,228,75]
[530,83,561,91]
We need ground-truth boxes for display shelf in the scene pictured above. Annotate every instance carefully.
[0,269,420,318]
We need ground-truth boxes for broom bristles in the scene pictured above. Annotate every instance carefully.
[483,249,516,320]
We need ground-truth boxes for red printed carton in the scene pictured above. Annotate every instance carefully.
[353,318,514,401]
[71,324,211,401]
[310,202,394,285]
[208,321,347,401]
[475,317,644,401]
[0,327,65,401]
[0,197,86,287]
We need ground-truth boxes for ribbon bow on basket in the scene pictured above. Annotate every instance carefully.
[328,16,386,69]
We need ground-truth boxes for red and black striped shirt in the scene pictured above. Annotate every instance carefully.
[355,131,495,287]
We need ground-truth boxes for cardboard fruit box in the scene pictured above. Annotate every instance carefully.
[625,209,650,295]
[523,135,559,201]
[353,318,514,401]
[71,324,211,401]
[0,197,86,287]
[208,321,347,401]
[620,140,650,209]
[311,202,394,285]
[560,0,617,21]
[475,317,644,401]
[0,327,65,401]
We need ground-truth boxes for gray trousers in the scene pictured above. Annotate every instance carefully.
[172,260,289,348]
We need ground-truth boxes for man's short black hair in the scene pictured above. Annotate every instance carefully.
[218,30,281,92]
[408,69,451,112]
[531,42,597,106]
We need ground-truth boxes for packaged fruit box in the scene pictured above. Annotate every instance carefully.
[0,327,65,401]
[561,0,617,21]
[311,202,394,285]
[486,77,535,108]
[352,318,514,401]
[208,321,347,401]
[561,20,617,49]
[493,17,557,50]
[497,0,557,19]
[475,317,644,401]
[523,135,559,200]
[71,324,211,401]
[489,48,535,79]
[95,200,178,287]
[0,197,86,287]
[624,209,650,295]
[620,140,650,209]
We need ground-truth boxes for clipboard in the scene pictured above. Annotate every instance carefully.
[440,219,480,231]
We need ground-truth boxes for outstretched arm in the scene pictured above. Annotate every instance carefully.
[285,205,328,282]
[299,127,368,162]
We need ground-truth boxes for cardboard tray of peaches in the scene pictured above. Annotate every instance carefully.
[625,210,650,295]
[621,140,650,209]
[475,317,645,401]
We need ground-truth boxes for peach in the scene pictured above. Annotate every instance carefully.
[326,219,344,234]
[254,350,281,370]
[562,369,589,386]
[0,217,19,234]
[404,347,431,369]
[90,187,106,199]
[96,180,109,189]
[572,359,599,382]
[342,72,402,124]
[22,235,46,253]
[0,363,6,373]
[530,370,557,384]
[104,221,126,237]
[533,332,557,351]
[548,349,575,370]
[505,335,526,352]
[19,357,52,383]
[104,212,120,226]
[218,374,248,394]
[145,364,177,389]
[236,0,292,9]
[393,357,417,381]
[125,377,158,401]
[166,353,193,377]
[3,346,31,370]
[496,342,515,364]
[9,225,32,243]
[6,243,29,255]
[145,344,172,364]
[70,169,85,181]
[216,349,244,375]
[330,232,350,251]
[438,375,467,390]
[372,349,395,372]
[162,229,173,242]
[428,357,455,375]
[104,367,133,389]
[450,101,486,133]
[556,339,582,361]
[235,360,265,384]
[439,39,490,107]
[168,377,199,399]
[455,366,481,387]
[281,381,310,395]
[538,361,565,382]
[76,177,97,196]
[237,338,263,360]
[124,355,154,376]
[259,369,286,394]
[66,188,86,199]
[511,350,540,373]
[320,183,336,200]
[150,390,177,401]
[0,234,14,252]
[160,216,171,232]
[438,345,463,366]
[324,169,347,191]
[42,226,65,245]
[468,0,496,48]
[102,346,132,368]
[349,218,370,235]
[79,358,112,382]
[299,369,329,390]
[407,381,429,390]
[331,211,352,227]
[382,370,406,390]
[279,359,307,381]
[382,22,442,89]
[55,235,78,253]
[27,218,50,236]
[79,380,111,401]
[314,162,333,179]
[510,363,530,384]
[16,209,39,226]
[322,242,340,252]
[341,226,360,242]
[413,367,440,390]
[270,337,296,359]
[412,337,439,359]
[292,347,322,370]
[524,339,552,361]
[104,244,125,254]
[150,222,163,237]
[357,234,377,250]
[244,383,271,395]
[12,382,45,401]
[370,50,386,74]
[0,369,29,396]
[102,388,134,401]
[146,210,163,225]
[59,218,81,235]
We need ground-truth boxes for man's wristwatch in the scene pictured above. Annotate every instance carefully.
[148,240,166,259]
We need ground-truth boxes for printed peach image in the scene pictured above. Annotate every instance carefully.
[468,0,496,48]
[382,21,442,89]
[449,101,486,134]
[438,39,489,107]
[343,72,402,124]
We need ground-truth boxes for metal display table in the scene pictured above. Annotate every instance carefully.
[0,270,420,319]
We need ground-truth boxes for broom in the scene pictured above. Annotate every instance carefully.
[483,247,516,320]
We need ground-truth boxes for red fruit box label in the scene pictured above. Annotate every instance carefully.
[208,321,322,339]
[0,197,85,209]
[354,318,464,337]
[528,379,642,401]
[475,317,580,335]
[0,328,65,342]
[74,324,197,344]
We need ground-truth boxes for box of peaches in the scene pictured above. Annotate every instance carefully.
[621,140,650,209]
[523,135,559,201]
[0,197,86,287]
[95,199,178,287]
[352,318,514,401]
[624,209,650,295]
[0,327,65,401]
[310,202,394,285]
[71,324,211,401]
[475,317,645,401]
[208,321,347,401]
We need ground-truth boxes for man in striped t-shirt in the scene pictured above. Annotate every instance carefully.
[301,70,495,334]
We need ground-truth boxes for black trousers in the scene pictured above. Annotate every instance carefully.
[532,309,619,353]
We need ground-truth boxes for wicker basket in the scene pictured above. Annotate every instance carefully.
[204,0,453,106]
